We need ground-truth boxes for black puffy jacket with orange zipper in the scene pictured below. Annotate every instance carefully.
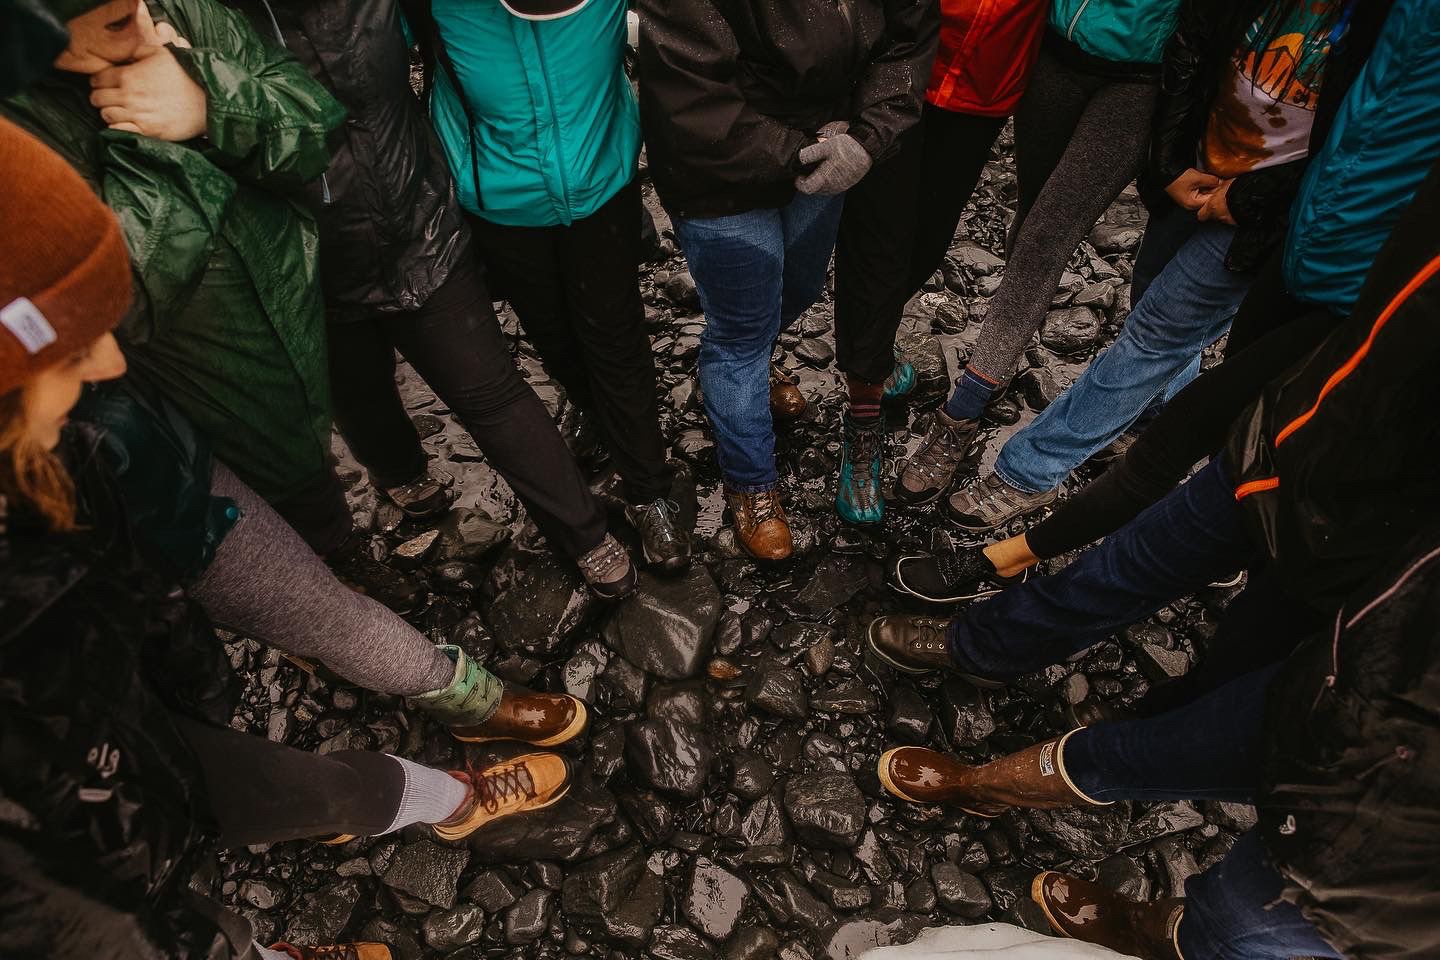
[1223,156,1440,612]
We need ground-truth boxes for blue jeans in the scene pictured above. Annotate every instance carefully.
[673,193,846,491]
[1183,831,1342,959]
[948,459,1254,679]
[995,221,1248,494]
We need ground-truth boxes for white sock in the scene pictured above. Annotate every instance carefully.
[254,946,293,960]
[380,756,470,834]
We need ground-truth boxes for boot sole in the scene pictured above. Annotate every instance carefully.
[451,697,590,748]
[876,748,1002,819]
[432,758,575,842]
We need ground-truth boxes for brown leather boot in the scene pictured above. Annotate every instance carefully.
[451,688,588,747]
[769,363,808,421]
[268,943,393,960]
[877,733,1105,816]
[1032,872,1185,960]
[726,488,793,561]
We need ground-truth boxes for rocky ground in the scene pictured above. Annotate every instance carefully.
[214,132,1252,960]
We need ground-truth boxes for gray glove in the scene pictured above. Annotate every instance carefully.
[795,132,872,195]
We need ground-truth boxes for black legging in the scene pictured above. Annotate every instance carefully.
[1025,261,1341,560]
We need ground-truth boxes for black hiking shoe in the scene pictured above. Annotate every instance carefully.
[625,497,693,573]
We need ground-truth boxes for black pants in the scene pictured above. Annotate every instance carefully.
[176,717,404,848]
[265,463,354,557]
[834,104,1008,383]
[470,178,672,506]
[327,253,606,559]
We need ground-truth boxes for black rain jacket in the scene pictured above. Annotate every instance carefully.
[0,429,240,960]
[637,0,937,218]
[1258,524,1440,960]
[1223,157,1440,612]
[1141,0,1394,272]
[226,0,469,319]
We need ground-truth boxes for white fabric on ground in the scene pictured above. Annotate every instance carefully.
[253,945,291,960]
[858,924,1141,960]
[381,756,470,834]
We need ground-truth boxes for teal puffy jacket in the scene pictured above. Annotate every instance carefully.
[429,0,639,227]
[1049,0,1182,65]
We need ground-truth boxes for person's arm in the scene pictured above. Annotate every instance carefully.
[1150,0,1218,191]
[636,0,812,186]
[148,0,343,189]
[845,0,937,162]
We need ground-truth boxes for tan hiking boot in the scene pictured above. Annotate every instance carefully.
[1032,872,1185,960]
[451,689,589,747]
[432,754,573,842]
[726,487,793,562]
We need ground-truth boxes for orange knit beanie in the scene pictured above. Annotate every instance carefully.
[0,116,131,397]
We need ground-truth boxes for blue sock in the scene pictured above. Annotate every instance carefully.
[943,366,998,421]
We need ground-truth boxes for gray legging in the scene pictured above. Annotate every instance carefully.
[191,462,454,696]
[966,44,1159,382]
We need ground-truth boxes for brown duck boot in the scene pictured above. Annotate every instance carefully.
[268,944,393,960]
[726,487,793,562]
[432,753,574,842]
[769,363,808,421]
[1032,872,1186,960]
[877,732,1107,817]
[451,687,589,747]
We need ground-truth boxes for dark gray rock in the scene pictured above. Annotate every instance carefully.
[940,678,996,747]
[795,338,836,368]
[601,654,650,709]
[1096,853,1152,901]
[824,911,929,960]
[625,717,715,799]
[604,869,665,947]
[422,904,486,952]
[931,863,992,918]
[811,679,879,715]
[485,553,594,657]
[784,772,866,848]
[504,889,552,945]
[664,270,702,311]
[737,793,794,865]
[381,839,469,909]
[724,928,780,960]
[434,507,510,562]
[683,858,749,941]
[622,790,676,844]
[886,684,934,743]
[650,924,714,960]
[1017,365,1062,411]
[1040,306,1102,355]
[282,880,361,945]
[1027,804,1132,859]
[648,682,710,727]
[772,871,838,934]
[745,664,809,719]
[464,870,522,913]
[603,566,722,680]
[561,843,645,921]
[730,750,775,801]
[1129,801,1206,844]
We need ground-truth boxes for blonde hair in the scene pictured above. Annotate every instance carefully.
[0,389,77,531]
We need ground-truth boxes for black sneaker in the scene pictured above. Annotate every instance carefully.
[889,543,1022,603]
[625,497,693,573]
[577,532,638,600]
[327,533,425,614]
[379,471,452,521]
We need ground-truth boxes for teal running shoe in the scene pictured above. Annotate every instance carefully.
[883,347,916,402]
[836,415,887,524]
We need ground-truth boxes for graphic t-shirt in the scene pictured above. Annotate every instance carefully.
[1203,1,1347,178]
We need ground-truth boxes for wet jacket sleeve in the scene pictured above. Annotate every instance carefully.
[151,0,343,190]
[847,0,937,162]
[1149,0,1215,188]
[637,0,813,184]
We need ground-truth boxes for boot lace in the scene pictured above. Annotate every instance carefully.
[964,473,1042,519]
[471,760,538,814]
[578,534,629,585]
[844,422,884,510]
[747,490,783,526]
[907,416,969,485]
[634,498,681,546]
[910,619,950,652]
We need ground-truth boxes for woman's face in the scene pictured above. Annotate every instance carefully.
[54,0,146,74]
[21,333,127,449]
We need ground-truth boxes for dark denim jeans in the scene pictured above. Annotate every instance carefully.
[949,458,1255,679]
[1182,831,1342,959]
[673,192,846,491]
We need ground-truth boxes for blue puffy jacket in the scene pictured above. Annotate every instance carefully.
[1284,0,1440,314]
[1049,0,1183,65]
[428,0,639,227]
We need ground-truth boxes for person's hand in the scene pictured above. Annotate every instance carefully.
[135,1,191,48]
[1197,178,1236,224]
[1165,167,1221,212]
[89,41,206,141]
[795,133,871,195]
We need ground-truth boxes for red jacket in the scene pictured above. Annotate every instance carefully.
[926,0,1047,116]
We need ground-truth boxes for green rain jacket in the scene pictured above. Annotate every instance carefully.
[2,0,344,505]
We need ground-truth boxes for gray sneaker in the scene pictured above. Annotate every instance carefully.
[577,532,637,600]
[945,472,1057,532]
[894,409,979,507]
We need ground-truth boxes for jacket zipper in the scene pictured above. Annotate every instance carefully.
[1066,0,1094,42]
[256,0,331,204]
[531,27,572,221]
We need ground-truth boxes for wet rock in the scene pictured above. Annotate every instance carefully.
[940,678,996,747]
[855,829,895,884]
[485,553,593,657]
[981,864,1035,911]
[1136,641,1192,682]
[948,242,1006,278]
[886,684,934,743]
[282,880,361,945]
[812,870,873,911]
[562,843,645,921]
[737,793,793,865]
[730,750,776,801]
[604,868,665,946]
[795,338,836,368]
[1205,800,1259,833]
[601,655,649,709]
[603,566,723,680]
[391,529,439,570]
[1016,365,1062,412]
[784,773,866,848]
[1027,804,1132,859]
[650,924,713,960]
[683,858,749,941]
[931,863,992,918]
[622,791,676,844]
[904,877,936,913]
[564,646,606,702]
[773,870,838,933]
[648,682,710,727]
[1129,800,1206,843]
[824,911,928,960]
[422,904,486,952]
[467,778,620,863]
[708,658,743,681]
[812,679,878,715]
[504,888,552,945]
[745,664,809,719]
[359,919,422,960]
[625,717,715,799]
[1096,853,1152,901]
[1004,897,1054,934]
[435,507,510,562]
[665,270,702,311]
[381,839,468,908]
[464,870,522,912]
[1040,306,1102,355]
[805,637,836,676]
[789,554,871,615]
[724,928,780,960]
[239,879,286,911]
